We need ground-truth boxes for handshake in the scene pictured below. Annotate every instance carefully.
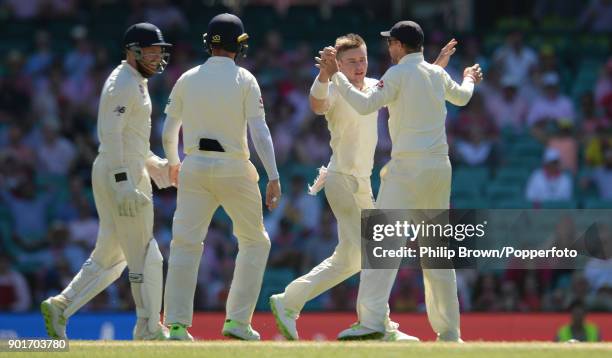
[110,154,180,217]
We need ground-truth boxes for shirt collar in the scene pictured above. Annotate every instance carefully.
[206,56,235,65]
[121,60,146,82]
[398,52,424,65]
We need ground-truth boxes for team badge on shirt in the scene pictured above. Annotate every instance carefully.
[114,105,126,116]
[259,97,264,108]
[376,80,384,89]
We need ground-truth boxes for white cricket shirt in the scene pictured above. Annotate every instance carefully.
[332,52,474,157]
[97,61,152,166]
[164,56,264,160]
[324,77,379,178]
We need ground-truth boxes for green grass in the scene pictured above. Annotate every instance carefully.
[3,341,610,358]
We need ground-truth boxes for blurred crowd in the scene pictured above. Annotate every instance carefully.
[0,0,611,315]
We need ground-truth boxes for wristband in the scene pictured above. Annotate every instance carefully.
[310,76,330,99]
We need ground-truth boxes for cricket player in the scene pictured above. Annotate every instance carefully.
[161,13,281,341]
[318,21,482,342]
[41,23,173,340]
[270,34,458,341]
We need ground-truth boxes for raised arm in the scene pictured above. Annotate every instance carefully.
[309,53,336,115]
[318,47,399,115]
[443,64,482,106]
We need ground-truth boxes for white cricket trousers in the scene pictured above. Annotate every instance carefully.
[282,172,381,320]
[357,154,461,340]
[61,154,155,318]
[163,154,271,326]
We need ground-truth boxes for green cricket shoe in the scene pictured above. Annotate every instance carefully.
[41,297,67,339]
[436,332,464,343]
[269,294,298,340]
[133,319,169,340]
[168,323,194,341]
[381,329,420,342]
[222,319,261,341]
[337,322,384,341]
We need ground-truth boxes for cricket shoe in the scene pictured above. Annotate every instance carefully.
[168,323,194,341]
[381,329,420,342]
[133,319,169,340]
[41,297,67,339]
[437,333,464,343]
[269,294,299,340]
[222,319,261,341]
[337,322,384,341]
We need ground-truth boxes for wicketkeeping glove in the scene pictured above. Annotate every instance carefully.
[109,168,151,217]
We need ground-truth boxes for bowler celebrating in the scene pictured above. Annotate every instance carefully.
[319,21,482,342]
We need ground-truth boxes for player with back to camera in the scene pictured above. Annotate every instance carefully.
[161,13,281,341]
[41,23,173,340]
[318,20,483,342]
[270,32,459,341]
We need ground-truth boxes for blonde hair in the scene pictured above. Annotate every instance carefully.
[334,33,366,59]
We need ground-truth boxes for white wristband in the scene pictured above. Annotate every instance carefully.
[310,76,330,100]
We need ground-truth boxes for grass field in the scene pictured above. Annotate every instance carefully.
[2,341,610,358]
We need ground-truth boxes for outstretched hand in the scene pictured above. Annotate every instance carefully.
[434,38,458,69]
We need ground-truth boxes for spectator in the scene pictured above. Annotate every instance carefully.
[265,175,322,236]
[302,208,337,272]
[1,173,53,241]
[473,273,501,311]
[25,31,54,78]
[36,119,77,175]
[453,125,496,167]
[547,121,578,174]
[526,148,573,203]
[579,92,610,140]
[4,125,36,165]
[492,31,538,85]
[63,26,95,82]
[485,75,529,131]
[268,218,303,272]
[452,92,499,141]
[0,254,31,312]
[527,72,575,128]
[584,126,612,167]
[499,280,521,311]
[520,273,542,311]
[41,222,86,274]
[67,198,99,250]
[582,147,612,200]
[143,0,188,34]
